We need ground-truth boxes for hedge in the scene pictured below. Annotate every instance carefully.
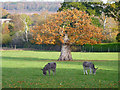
[6,42,120,52]
[71,43,120,52]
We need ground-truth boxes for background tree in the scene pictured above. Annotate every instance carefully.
[103,17,119,42]
[58,2,104,16]
[116,33,120,42]
[2,23,10,34]
[20,14,32,42]
[2,23,12,46]
[2,34,12,46]
[104,1,119,22]
[104,1,120,42]
[0,8,10,19]
[32,9,104,61]
[30,11,49,26]
[11,30,32,48]
[8,14,32,47]
[8,14,24,32]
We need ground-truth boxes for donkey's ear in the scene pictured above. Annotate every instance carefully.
[96,68,98,70]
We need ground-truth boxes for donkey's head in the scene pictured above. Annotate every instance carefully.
[93,68,98,75]
[41,69,47,75]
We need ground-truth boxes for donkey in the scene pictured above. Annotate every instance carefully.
[41,62,56,76]
[83,61,98,75]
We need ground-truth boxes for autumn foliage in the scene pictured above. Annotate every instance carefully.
[2,24,10,34]
[31,9,105,46]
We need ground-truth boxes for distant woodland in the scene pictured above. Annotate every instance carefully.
[1,2,62,14]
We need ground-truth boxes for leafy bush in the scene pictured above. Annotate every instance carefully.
[2,34,12,45]
[11,31,33,48]
[91,17,102,28]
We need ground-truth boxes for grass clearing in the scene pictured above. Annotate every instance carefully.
[2,50,119,88]
[2,50,118,60]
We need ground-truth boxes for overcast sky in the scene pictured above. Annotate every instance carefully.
[0,0,108,3]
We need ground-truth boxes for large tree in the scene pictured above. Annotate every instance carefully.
[32,9,104,61]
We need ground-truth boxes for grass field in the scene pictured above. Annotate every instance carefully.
[1,50,119,88]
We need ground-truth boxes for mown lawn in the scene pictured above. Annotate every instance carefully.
[2,50,119,88]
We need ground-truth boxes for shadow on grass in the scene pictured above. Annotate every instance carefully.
[2,67,118,77]
[2,56,56,61]
[2,67,82,76]
[2,56,118,73]
[2,56,118,69]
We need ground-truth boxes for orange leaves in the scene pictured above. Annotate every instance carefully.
[74,23,79,26]
[2,24,10,34]
[75,40,84,45]
[59,38,64,44]
[31,9,104,45]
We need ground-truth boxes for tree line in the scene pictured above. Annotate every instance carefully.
[2,2,61,12]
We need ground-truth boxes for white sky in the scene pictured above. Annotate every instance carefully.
[0,0,108,3]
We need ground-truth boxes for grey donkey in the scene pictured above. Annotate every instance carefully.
[41,62,56,76]
[83,61,98,75]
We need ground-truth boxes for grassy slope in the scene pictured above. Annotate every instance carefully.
[2,50,118,88]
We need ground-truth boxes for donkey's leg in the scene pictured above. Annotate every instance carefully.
[52,69,56,75]
[48,70,50,76]
[52,69,54,75]
[83,67,85,75]
[85,68,88,75]
[54,69,56,75]
[89,68,92,74]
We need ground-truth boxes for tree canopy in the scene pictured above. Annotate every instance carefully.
[32,9,104,46]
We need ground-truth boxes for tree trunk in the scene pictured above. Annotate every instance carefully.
[25,22,28,42]
[58,44,72,61]
[58,34,72,61]
[103,15,107,30]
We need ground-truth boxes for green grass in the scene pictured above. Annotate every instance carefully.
[2,50,119,88]
[2,50,118,60]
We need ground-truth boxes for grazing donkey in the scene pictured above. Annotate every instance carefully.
[41,62,56,76]
[83,61,98,75]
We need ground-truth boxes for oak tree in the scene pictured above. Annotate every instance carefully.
[32,9,104,61]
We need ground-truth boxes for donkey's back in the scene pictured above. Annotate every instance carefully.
[83,61,94,69]
[48,62,56,69]
[42,62,56,75]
